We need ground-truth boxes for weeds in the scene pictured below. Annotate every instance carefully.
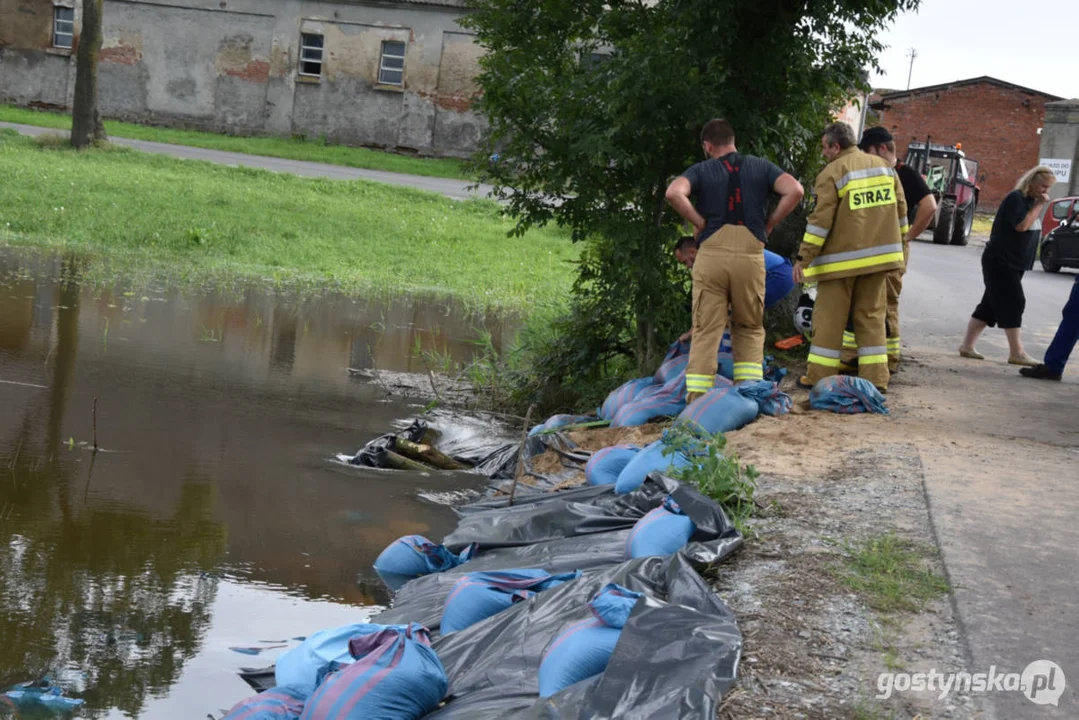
[836,533,950,613]
[661,425,759,534]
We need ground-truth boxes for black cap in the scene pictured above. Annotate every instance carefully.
[858,126,893,151]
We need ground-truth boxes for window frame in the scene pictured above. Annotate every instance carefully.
[298,32,324,78]
[377,40,406,87]
[53,6,75,50]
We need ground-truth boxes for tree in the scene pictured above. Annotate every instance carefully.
[71,0,107,148]
[464,0,918,373]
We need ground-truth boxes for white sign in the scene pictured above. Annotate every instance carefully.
[1039,158,1072,184]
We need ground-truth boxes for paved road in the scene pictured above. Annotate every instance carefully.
[0,121,495,201]
[901,237,1077,719]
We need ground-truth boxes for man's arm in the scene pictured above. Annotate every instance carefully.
[666,177,706,234]
[1014,193,1050,233]
[793,172,837,283]
[893,172,909,239]
[765,173,805,236]
[907,194,937,242]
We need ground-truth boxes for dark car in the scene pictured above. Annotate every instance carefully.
[1040,213,1079,273]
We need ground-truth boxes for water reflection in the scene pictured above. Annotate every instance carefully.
[0,249,501,717]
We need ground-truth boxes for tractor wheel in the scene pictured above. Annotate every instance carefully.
[1040,243,1062,273]
[933,199,956,245]
[951,201,974,246]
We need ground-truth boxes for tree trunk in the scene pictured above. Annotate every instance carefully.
[71,0,107,149]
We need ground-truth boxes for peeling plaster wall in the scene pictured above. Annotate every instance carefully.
[0,0,487,156]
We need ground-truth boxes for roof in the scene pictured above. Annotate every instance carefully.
[334,0,472,7]
[876,76,1062,102]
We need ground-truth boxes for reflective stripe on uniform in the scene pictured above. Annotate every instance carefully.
[899,222,910,236]
[686,373,714,392]
[842,331,857,349]
[887,337,901,356]
[804,243,905,278]
[808,345,842,367]
[835,166,894,195]
[858,353,889,365]
[802,232,826,247]
[733,362,763,382]
[858,346,887,357]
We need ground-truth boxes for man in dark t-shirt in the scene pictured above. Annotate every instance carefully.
[855,126,938,371]
[665,119,803,402]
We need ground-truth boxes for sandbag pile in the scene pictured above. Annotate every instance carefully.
[233,477,744,719]
[809,376,889,415]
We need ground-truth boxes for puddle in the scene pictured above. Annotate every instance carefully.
[0,249,506,717]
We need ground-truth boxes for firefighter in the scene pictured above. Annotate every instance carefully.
[793,122,907,392]
[666,119,804,403]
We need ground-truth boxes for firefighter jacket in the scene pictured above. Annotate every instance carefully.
[797,147,909,282]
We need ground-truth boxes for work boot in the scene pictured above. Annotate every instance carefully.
[1019,364,1062,381]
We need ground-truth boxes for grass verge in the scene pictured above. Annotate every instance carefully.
[836,533,950,613]
[972,212,994,237]
[0,104,472,181]
[0,130,576,310]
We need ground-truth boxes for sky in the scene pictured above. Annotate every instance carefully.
[871,0,1076,99]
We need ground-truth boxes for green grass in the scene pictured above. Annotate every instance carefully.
[836,533,950,614]
[0,130,576,310]
[972,212,994,237]
[0,104,472,180]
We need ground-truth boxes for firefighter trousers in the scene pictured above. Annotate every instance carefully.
[686,226,765,403]
[807,272,890,390]
[841,268,903,372]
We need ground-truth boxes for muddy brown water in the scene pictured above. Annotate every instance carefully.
[0,249,510,718]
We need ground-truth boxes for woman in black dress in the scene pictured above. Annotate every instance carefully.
[959,166,1057,364]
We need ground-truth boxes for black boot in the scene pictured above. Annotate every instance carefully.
[1019,364,1062,381]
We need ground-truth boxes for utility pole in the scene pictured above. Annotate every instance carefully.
[905,48,918,91]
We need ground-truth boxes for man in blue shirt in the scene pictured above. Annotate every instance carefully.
[666,119,803,401]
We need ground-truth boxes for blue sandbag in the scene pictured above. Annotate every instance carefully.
[736,380,793,417]
[584,444,641,486]
[373,535,477,591]
[528,413,596,437]
[764,250,795,309]
[809,376,889,415]
[300,623,446,720]
[538,584,642,698]
[611,374,687,428]
[653,353,689,385]
[675,383,760,435]
[1,682,84,711]
[599,377,655,422]
[625,496,697,559]
[276,624,376,693]
[441,569,581,634]
[613,439,691,494]
[224,686,307,719]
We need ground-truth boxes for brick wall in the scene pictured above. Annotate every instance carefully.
[876,82,1053,209]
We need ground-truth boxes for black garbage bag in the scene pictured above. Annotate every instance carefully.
[349,419,429,468]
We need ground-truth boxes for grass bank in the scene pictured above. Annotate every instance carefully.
[0,104,471,181]
[0,130,575,310]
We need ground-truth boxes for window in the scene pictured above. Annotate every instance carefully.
[378,41,405,86]
[1052,200,1073,221]
[299,33,323,77]
[53,6,74,49]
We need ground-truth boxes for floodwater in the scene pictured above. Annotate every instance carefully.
[0,248,511,718]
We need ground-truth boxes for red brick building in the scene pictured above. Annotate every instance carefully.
[871,76,1061,209]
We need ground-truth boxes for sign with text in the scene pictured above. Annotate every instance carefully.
[1039,158,1072,184]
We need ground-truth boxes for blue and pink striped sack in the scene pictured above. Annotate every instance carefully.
[223,686,308,720]
[611,373,687,428]
[809,376,889,415]
[625,496,697,559]
[537,584,642,698]
[372,535,477,591]
[300,623,446,720]
[674,379,759,435]
[599,377,655,421]
[584,444,641,486]
[441,569,581,634]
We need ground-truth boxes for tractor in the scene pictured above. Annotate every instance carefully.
[903,138,980,246]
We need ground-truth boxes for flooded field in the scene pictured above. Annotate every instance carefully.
[0,249,508,717]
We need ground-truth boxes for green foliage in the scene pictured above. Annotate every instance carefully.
[464,0,918,373]
[662,424,759,532]
[837,533,951,613]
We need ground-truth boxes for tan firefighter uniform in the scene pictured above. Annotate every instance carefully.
[840,241,911,372]
[798,146,908,390]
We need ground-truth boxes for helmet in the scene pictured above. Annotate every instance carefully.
[793,292,814,337]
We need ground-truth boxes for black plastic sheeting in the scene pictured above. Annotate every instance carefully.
[241,473,745,718]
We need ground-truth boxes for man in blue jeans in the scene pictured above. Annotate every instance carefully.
[1020,277,1079,380]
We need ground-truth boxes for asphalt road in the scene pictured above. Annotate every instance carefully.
[0,121,494,201]
[900,236,1078,719]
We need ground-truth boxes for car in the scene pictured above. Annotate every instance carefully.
[1040,213,1079,273]
[1041,196,1078,239]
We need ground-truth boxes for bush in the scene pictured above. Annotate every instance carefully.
[662,425,759,533]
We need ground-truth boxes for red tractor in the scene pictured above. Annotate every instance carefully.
[904,138,980,246]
